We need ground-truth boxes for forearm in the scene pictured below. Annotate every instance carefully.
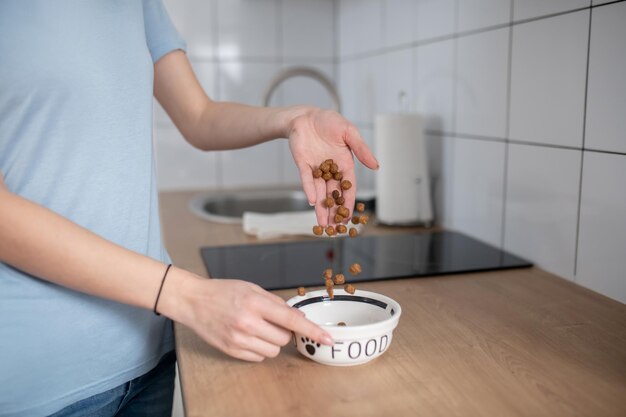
[0,183,192,315]
[187,102,312,151]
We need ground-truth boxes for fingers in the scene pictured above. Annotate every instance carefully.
[343,125,379,170]
[252,319,292,347]
[297,161,317,206]
[263,304,333,346]
[229,349,265,362]
[249,284,288,306]
[314,178,329,226]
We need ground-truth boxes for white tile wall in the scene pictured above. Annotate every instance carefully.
[504,145,580,280]
[384,0,415,47]
[585,1,626,154]
[446,138,506,248]
[513,0,589,21]
[577,152,626,304]
[216,0,279,59]
[153,126,219,191]
[458,0,511,32]
[381,48,414,114]
[509,11,589,147]
[455,28,510,139]
[338,0,383,57]
[282,0,334,59]
[415,0,457,42]
[414,39,455,132]
[163,0,216,59]
[340,55,385,125]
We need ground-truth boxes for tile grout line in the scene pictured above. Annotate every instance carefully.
[338,0,626,64]
[500,0,515,251]
[573,7,593,279]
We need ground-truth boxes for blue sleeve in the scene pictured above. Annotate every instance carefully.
[143,0,186,63]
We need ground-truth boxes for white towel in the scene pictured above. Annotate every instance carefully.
[242,211,362,240]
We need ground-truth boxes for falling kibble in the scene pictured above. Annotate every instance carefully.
[349,228,358,237]
[349,263,362,275]
[344,284,356,294]
[325,225,336,236]
[334,273,345,285]
[356,202,365,212]
[336,224,347,234]
[325,278,334,299]
[297,287,306,296]
[323,268,333,280]
[312,225,323,236]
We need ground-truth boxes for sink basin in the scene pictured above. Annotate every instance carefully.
[189,190,311,224]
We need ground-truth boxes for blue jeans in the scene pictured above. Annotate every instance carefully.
[49,351,176,417]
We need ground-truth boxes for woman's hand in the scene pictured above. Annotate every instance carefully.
[160,269,333,362]
[287,108,378,226]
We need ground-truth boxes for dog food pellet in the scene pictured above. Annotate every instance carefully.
[325,225,336,236]
[325,197,335,208]
[349,227,358,237]
[312,225,323,236]
[349,263,362,275]
[337,206,350,218]
[297,287,306,296]
[340,180,352,190]
[330,163,339,174]
[337,322,347,326]
[325,278,334,299]
[313,168,323,178]
[336,224,347,234]
[332,190,341,200]
[334,273,345,285]
[320,163,330,173]
[344,284,356,294]
[322,172,333,181]
[323,268,333,280]
[356,202,365,212]
[336,196,345,205]
[334,172,343,181]
[324,159,334,165]
[351,215,360,225]
[359,215,369,225]
[334,214,344,223]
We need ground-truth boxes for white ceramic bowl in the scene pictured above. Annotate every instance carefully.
[287,289,401,366]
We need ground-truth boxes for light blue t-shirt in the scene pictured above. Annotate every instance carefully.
[0,1,186,415]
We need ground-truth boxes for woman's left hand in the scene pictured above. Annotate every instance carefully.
[287,108,378,226]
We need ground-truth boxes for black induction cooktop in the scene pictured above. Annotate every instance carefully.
[200,231,532,290]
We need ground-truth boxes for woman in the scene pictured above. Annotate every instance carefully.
[0,1,378,416]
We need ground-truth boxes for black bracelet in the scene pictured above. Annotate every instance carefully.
[153,263,173,316]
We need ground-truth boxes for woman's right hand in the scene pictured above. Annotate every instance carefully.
[159,268,333,362]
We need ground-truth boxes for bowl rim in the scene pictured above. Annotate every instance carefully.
[287,289,402,337]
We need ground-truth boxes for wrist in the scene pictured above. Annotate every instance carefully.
[272,105,315,138]
[156,266,203,323]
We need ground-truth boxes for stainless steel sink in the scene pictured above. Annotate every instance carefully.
[189,189,312,224]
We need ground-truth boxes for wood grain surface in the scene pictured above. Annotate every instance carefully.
[160,190,626,417]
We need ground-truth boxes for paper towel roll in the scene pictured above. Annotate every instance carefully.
[375,113,433,225]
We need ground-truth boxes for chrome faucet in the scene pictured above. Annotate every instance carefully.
[262,67,342,113]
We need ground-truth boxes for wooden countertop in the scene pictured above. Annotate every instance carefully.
[160,190,626,417]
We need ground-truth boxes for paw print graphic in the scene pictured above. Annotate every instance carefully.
[300,337,320,356]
